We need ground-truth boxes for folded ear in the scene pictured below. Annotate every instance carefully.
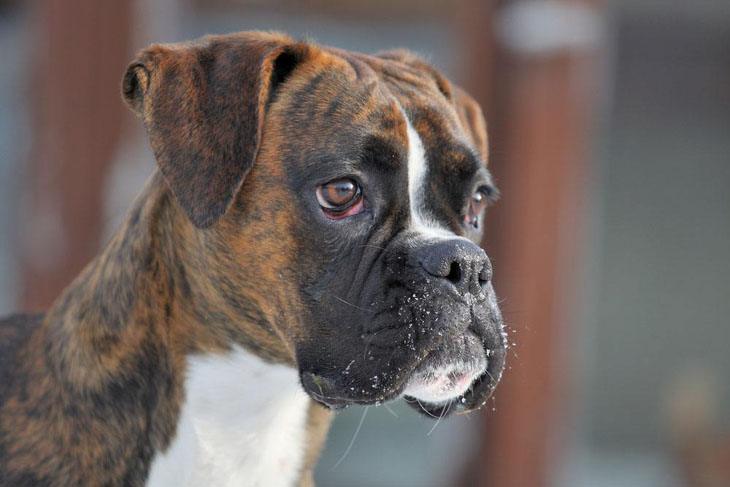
[122,32,307,228]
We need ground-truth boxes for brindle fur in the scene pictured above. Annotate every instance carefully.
[0,31,502,486]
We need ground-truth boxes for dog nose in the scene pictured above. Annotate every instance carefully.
[417,239,492,295]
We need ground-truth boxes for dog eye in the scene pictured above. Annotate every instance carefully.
[464,188,489,230]
[316,178,364,219]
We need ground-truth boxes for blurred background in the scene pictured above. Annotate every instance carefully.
[1,0,728,486]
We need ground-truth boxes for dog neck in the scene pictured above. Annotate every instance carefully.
[38,174,327,485]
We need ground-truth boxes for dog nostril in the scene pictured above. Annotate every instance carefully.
[446,261,462,284]
[478,261,492,285]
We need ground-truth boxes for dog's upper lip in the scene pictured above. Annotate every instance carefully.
[436,286,490,306]
[410,329,487,374]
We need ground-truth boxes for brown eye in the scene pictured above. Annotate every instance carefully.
[465,188,489,230]
[316,178,364,219]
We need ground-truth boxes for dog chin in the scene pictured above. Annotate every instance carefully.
[402,332,488,405]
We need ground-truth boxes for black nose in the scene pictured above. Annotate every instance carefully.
[416,238,492,295]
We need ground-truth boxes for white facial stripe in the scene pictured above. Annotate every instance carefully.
[402,110,454,239]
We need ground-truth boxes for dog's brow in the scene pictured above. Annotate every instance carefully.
[428,142,485,187]
[360,135,405,170]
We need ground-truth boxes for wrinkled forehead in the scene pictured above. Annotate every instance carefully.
[270,49,484,175]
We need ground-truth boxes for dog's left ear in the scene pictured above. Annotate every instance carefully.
[122,32,307,228]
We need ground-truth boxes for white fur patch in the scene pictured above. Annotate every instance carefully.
[403,112,454,239]
[146,346,310,487]
[403,363,485,404]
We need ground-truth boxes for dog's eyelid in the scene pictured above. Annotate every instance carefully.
[477,184,499,204]
[473,169,499,203]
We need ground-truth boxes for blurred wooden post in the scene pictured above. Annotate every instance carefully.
[458,1,605,486]
[20,0,132,311]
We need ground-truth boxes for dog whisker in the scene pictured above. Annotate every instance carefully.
[331,294,371,313]
[413,398,441,419]
[427,400,451,436]
[331,406,370,470]
[383,403,399,418]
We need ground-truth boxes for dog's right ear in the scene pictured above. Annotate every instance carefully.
[122,32,308,228]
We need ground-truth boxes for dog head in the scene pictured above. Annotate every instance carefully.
[123,31,506,416]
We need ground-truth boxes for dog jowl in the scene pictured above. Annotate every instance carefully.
[0,31,506,486]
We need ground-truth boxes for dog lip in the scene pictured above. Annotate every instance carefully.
[402,314,507,417]
[433,287,490,307]
[402,360,486,404]
[401,330,488,404]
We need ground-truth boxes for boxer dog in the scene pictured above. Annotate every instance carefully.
[0,31,506,486]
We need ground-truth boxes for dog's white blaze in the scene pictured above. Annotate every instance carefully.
[403,112,454,239]
[401,110,491,405]
[147,346,309,487]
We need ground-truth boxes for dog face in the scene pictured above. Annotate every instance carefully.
[123,32,506,416]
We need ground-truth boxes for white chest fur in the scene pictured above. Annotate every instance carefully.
[147,346,311,487]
